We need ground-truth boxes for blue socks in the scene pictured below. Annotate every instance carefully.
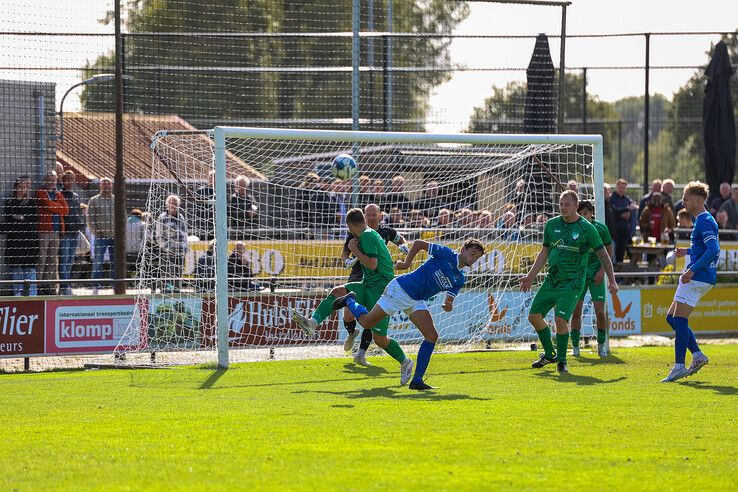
[412,340,435,384]
[345,296,368,320]
[666,314,700,363]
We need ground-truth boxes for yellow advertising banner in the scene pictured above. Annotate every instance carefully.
[185,239,542,278]
[640,285,738,333]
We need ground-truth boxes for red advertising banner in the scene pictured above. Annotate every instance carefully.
[45,298,137,354]
[223,294,339,347]
[0,300,45,357]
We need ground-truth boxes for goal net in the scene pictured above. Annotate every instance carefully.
[116,128,603,367]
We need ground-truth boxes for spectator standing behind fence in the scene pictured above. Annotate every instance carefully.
[603,183,616,239]
[708,182,731,216]
[228,175,258,239]
[639,179,662,218]
[717,184,738,229]
[330,179,351,234]
[194,239,216,292]
[661,178,675,209]
[156,194,188,293]
[228,241,258,292]
[715,210,737,241]
[382,175,413,214]
[676,209,694,241]
[358,175,375,207]
[195,170,216,240]
[59,171,85,295]
[610,178,637,264]
[415,181,443,219]
[297,172,333,238]
[36,171,68,295]
[125,209,146,274]
[2,176,39,296]
[87,177,115,293]
[639,191,676,243]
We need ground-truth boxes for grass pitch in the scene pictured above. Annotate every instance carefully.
[1,345,737,491]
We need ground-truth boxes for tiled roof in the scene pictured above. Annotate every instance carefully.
[56,113,266,182]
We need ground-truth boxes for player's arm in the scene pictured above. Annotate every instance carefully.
[520,246,548,292]
[392,231,410,254]
[395,239,429,270]
[348,238,377,270]
[594,243,613,284]
[682,227,720,283]
[595,247,618,294]
[442,278,464,312]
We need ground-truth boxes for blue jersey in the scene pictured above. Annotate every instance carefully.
[687,211,720,285]
[396,243,466,301]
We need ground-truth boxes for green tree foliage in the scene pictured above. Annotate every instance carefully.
[82,0,469,130]
[466,72,620,180]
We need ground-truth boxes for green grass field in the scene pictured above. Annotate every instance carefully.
[2,345,737,491]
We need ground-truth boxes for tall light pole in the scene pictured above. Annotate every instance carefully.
[55,74,117,143]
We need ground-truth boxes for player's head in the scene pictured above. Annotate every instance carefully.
[682,181,709,215]
[577,200,595,221]
[459,238,485,267]
[558,189,579,217]
[345,207,367,236]
[364,203,382,229]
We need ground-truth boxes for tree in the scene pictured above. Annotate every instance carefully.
[466,72,620,179]
[82,0,470,131]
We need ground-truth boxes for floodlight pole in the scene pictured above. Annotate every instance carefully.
[56,74,116,143]
[114,0,127,295]
[558,3,567,133]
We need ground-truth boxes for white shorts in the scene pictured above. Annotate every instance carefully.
[673,279,713,307]
[376,278,429,316]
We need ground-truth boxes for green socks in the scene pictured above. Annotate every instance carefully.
[384,338,407,363]
[556,333,569,363]
[536,326,556,358]
[312,295,336,324]
[571,329,581,348]
[597,329,607,345]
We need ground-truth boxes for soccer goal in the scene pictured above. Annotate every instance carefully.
[116,127,604,369]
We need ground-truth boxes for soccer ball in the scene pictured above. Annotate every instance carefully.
[332,154,358,180]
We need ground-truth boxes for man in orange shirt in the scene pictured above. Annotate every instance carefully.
[36,171,69,295]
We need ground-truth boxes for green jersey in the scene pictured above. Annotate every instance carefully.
[542,215,604,289]
[584,220,612,279]
[358,228,395,289]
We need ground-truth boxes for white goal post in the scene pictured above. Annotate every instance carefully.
[212,127,605,369]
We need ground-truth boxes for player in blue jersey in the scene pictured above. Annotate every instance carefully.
[662,181,720,382]
[333,238,486,390]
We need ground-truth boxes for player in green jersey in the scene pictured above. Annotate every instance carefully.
[291,208,413,383]
[571,200,613,357]
[520,190,618,374]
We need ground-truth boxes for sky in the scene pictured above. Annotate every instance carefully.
[1,0,737,132]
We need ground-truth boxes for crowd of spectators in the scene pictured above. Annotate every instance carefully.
[5,165,736,295]
[606,177,738,267]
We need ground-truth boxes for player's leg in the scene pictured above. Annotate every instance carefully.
[354,284,384,365]
[588,280,609,357]
[553,316,570,374]
[291,284,349,336]
[570,283,587,356]
[407,307,437,390]
[343,308,359,352]
[592,300,608,356]
[553,289,579,374]
[528,284,557,367]
[335,280,414,383]
[663,281,711,381]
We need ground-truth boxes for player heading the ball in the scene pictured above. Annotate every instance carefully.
[333,238,485,391]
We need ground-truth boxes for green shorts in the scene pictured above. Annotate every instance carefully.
[345,281,391,336]
[530,281,581,321]
[578,276,607,303]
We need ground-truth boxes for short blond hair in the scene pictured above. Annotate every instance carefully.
[683,181,709,200]
[559,189,579,203]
